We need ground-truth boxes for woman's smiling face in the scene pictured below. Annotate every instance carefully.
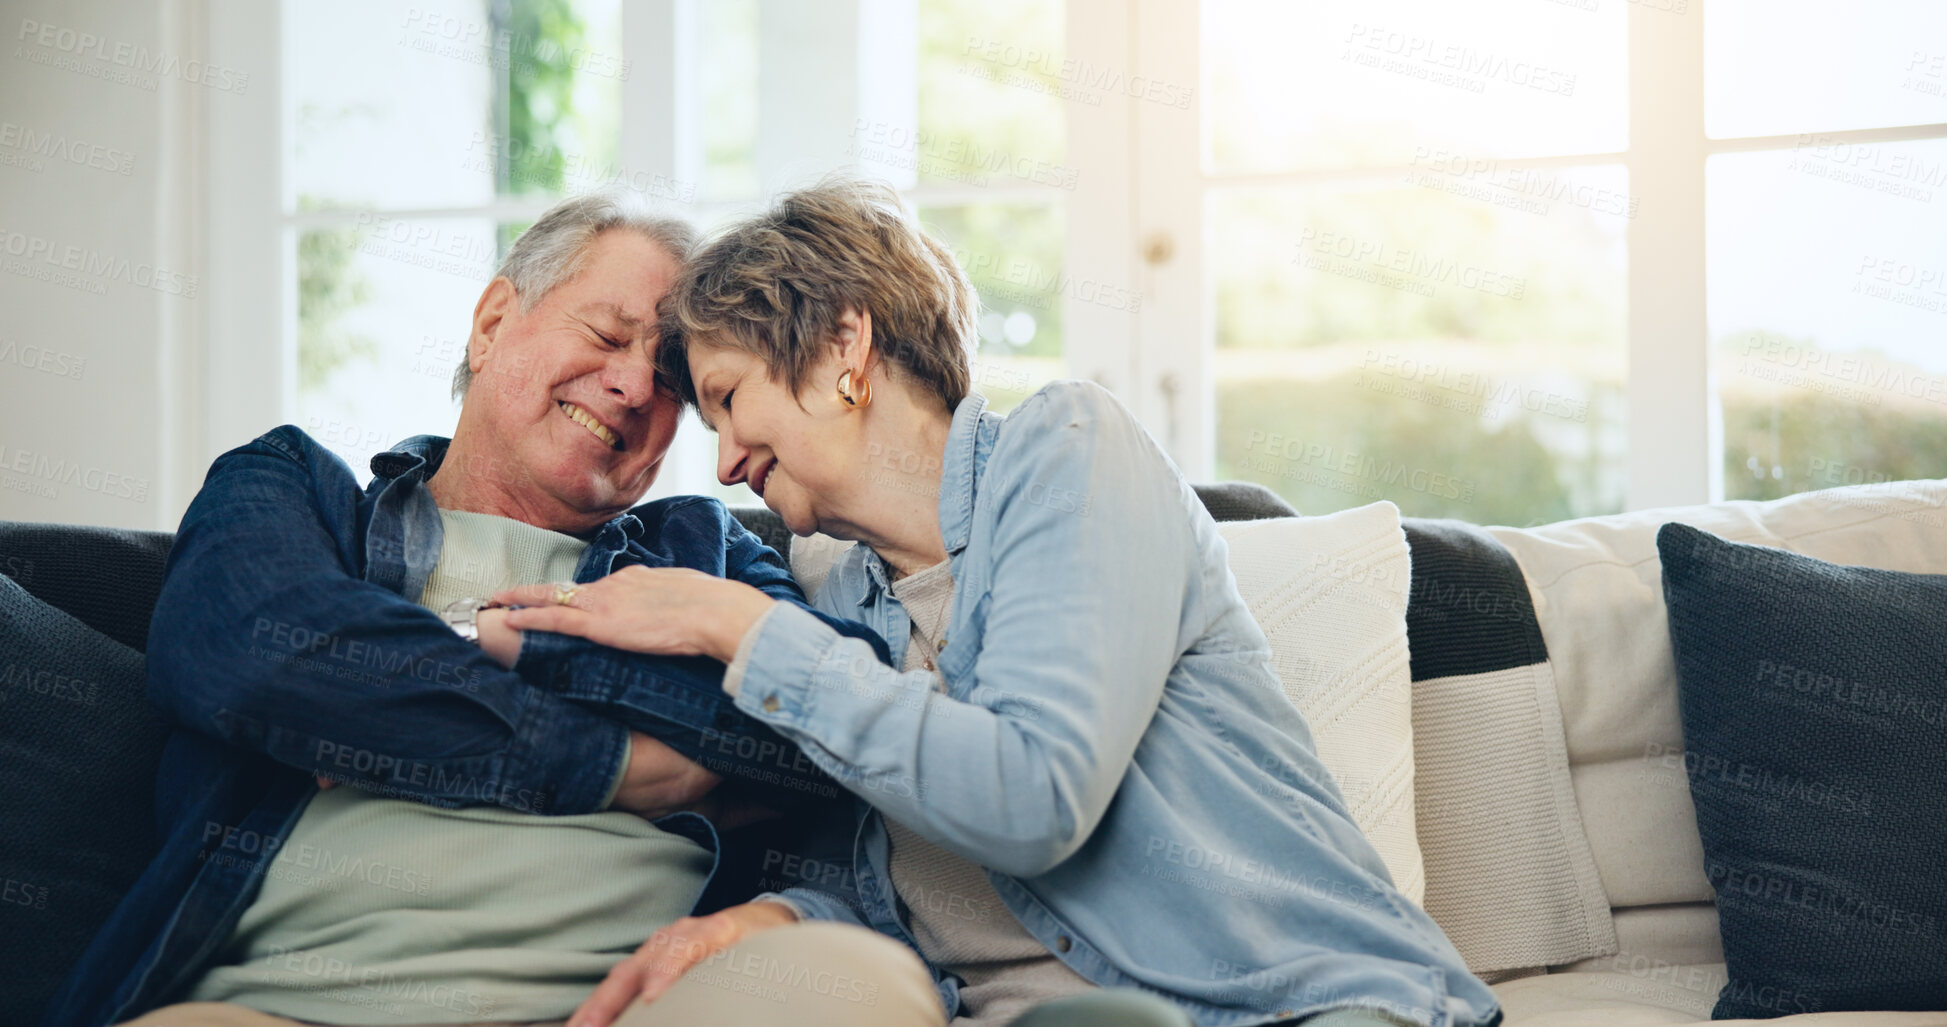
[688,341,862,538]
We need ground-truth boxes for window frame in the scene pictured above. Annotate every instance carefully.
[203,0,1947,511]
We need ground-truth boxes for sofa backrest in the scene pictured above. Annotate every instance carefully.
[1484,480,1947,970]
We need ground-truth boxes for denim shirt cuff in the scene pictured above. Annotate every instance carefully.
[730,602,843,726]
[757,887,861,927]
[513,621,581,680]
[721,603,780,698]
[508,688,631,814]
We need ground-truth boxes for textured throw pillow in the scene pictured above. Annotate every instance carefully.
[1218,503,1423,904]
[1658,522,1947,1018]
[0,573,171,1027]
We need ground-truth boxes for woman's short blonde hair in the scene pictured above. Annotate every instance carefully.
[657,176,977,412]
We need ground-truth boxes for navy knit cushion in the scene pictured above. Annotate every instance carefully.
[1657,522,1947,1019]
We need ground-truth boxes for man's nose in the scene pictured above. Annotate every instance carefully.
[716,424,751,487]
[602,349,657,408]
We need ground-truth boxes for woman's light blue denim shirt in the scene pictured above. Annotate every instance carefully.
[730,381,1500,1027]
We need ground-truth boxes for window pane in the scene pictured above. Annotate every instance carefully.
[1709,143,1947,501]
[295,216,502,471]
[919,202,1068,413]
[918,0,1067,187]
[1211,170,1628,524]
[1204,0,1625,176]
[1706,0,1947,138]
[291,0,623,211]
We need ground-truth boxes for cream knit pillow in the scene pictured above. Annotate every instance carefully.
[1217,503,1424,904]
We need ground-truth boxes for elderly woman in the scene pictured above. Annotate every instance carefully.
[497,179,1499,1027]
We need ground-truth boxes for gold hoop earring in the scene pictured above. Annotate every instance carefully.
[837,368,872,408]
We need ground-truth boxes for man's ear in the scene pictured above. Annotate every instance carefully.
[832,307,875,373]
[469,277,519,373]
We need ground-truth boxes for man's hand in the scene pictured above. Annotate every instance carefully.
[475,607,522,668]
[611,730,721,820]
[569,900,801,1027]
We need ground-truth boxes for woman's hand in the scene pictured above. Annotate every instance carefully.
[492,566,775,663]
[568,900,801,1027]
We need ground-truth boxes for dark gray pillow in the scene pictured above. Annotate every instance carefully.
[0,574,170,1027]
[1657,523,1947,1018]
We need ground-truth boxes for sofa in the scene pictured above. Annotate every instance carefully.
[2,478,1943,1027]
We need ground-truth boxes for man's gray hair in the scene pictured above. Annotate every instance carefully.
[452,191,698,401]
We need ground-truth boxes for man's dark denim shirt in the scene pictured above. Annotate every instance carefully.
[41,426,890,1027]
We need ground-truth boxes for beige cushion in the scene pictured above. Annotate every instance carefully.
[1484,479,1947,968]
[1217,503,1422,903]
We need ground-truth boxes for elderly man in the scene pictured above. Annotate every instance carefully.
[40,195,939,1027]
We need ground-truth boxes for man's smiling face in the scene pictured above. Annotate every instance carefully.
[454,228,683,531]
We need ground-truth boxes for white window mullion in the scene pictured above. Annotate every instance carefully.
[1625,0,1715,508]
[203,0,289,472]
[1062,0,1139,404]
[1129,0,1206,480]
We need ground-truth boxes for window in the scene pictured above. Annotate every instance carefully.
[1202,0,1630,524]
[220,0,1946,523]
[1704,0,1947,501]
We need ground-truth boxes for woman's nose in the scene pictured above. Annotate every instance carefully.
[715,425,751,487]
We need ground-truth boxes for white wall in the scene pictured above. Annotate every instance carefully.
[0,1,182,530]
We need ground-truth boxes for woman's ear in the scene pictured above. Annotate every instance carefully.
[833,307,876,373]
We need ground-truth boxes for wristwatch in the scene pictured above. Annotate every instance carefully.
[440,597,492,643]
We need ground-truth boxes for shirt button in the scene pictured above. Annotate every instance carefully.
[936,638,947,652]
[761,695,780,713]
[1055,935,1072,953]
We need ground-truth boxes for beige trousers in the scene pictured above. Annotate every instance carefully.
[117,922,946,1027]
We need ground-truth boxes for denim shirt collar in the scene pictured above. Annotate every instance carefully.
[848,390,998,609]
[362,435,647,600]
